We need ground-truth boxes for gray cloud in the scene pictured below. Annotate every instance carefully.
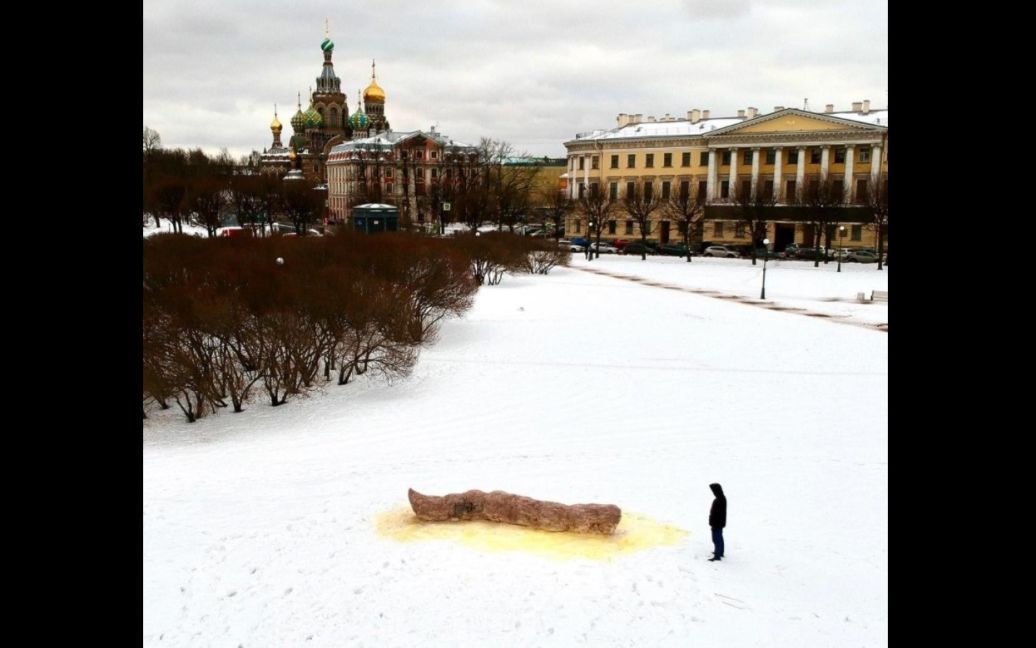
[143,0,887,159]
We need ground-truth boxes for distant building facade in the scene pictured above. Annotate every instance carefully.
[563,102,888,251]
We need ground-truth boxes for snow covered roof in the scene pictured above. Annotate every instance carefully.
[567,108,888,146]
[329,130,476,156]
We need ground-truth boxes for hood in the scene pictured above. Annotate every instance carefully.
[709,483,724,497]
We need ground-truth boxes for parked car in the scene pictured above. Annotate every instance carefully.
[845,249,880,263]
[702,245,738,258]
[568,237,591,251]
[622,241,658,256]
[658,243,691,256]
[610,239,632,251]
[590,241,619,254]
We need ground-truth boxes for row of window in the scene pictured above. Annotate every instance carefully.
[571,219,866,241]
[574,146,874,171]
[581,176,872,201]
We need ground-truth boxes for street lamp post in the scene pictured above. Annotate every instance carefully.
[760,237,770,299]
[837,225,846,272]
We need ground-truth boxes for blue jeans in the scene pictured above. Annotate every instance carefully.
[711,527,724,558]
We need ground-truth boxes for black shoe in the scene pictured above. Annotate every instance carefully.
[708,556,722,561]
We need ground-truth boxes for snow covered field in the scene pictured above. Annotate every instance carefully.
[143,262,888,647]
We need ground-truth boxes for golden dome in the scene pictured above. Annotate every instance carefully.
[363,78,385,103]
[271,115,282,131]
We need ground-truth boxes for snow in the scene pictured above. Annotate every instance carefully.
[144,262,888,647]
[142,219,208,238]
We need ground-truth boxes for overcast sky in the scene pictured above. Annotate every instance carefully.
[143,0,887,160]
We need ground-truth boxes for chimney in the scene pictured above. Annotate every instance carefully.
[617,113,629,127]
[862,99,871,114]
[647,115,656,122]
[852,101,863,112]
[737,109,745,118]
[688,108,701,123]
[747,107,758,118]
[634,113,643,124]
[702,109,710,120]
[774,106,784,111]
[825,103,834,113]
[664,113,672,121]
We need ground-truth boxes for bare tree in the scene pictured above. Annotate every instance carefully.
[865,172,888,270]
[663,182,705,262]
[730,179,777,265]
[143,126,162,156]
[621,181,661,260]
[801,176,847,268]
[540,188,573,242]
[279,180,322,234]
[578,182,617,260]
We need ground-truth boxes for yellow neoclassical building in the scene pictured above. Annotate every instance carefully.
[563,102,888,252]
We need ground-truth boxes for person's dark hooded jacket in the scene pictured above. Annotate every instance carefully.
[709,483,727,528]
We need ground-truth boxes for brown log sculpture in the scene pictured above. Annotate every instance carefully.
[407,488,622,535]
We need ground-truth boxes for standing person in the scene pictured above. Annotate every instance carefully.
[709,483,726,561]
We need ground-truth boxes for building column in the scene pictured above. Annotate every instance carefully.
[707,149,717,201]
[727,149,738,201]
[843,146,855,201]
[871,144,882,183]
[750,147,761,199]
[773,147,784,202]
[820,146,831,181]
[796,147,807,201]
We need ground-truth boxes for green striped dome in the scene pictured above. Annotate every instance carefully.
[321,38,334,52]
[348,110,368,129]
[304,106,323,128]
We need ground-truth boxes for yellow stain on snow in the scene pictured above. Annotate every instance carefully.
[375,506,688,560]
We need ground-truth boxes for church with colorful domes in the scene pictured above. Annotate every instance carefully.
[260,27,390,183]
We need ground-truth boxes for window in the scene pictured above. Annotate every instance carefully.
[642,221,652,234]
[786,179,797,199]
[608,220,617,234]
[590,182,599,197]
[678,222,688,234]
[722,151,731,166]
[579,157,584,170]
[663,153,672,167]
[682,152,691,167]
[714,222,724,237]
[721,180,729,198]
[680,180,690,199]
[763,180,774,200]
[574,219,581,233]
[700,152,709,166]
[446,169,453,179]
[386,183,393,194]
[834,147,846,164]
[385,167,393,178]
[592,156,599,170]
[851,225,862,241]
[765,149,776,165]
[742,150,753,166]
[625,220,634,234]
[626,181,635,197]
[431,168,438,178]
[697,181,708,200]
[610,154,619,169]
[741,179,751,198]
[788,150,798,164]
[662,181,671,199]
[859,148,871,163]
[609,182,618,200]
[415,151,424,160]
[431,150,438,160]
[646,153,655,168]
[627,154,636,168]
[579,183,585,199]
[857,179,868,201]
[644,182,653,200]
[735,223,745,238]
[810,148,821,164]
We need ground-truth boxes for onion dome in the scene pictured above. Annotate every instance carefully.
[271,106,282,133]
[290,93,305,131]
[363,59,385,103]
[304,104,323,128]
[349,108,368,130]
[321,37,334,52]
